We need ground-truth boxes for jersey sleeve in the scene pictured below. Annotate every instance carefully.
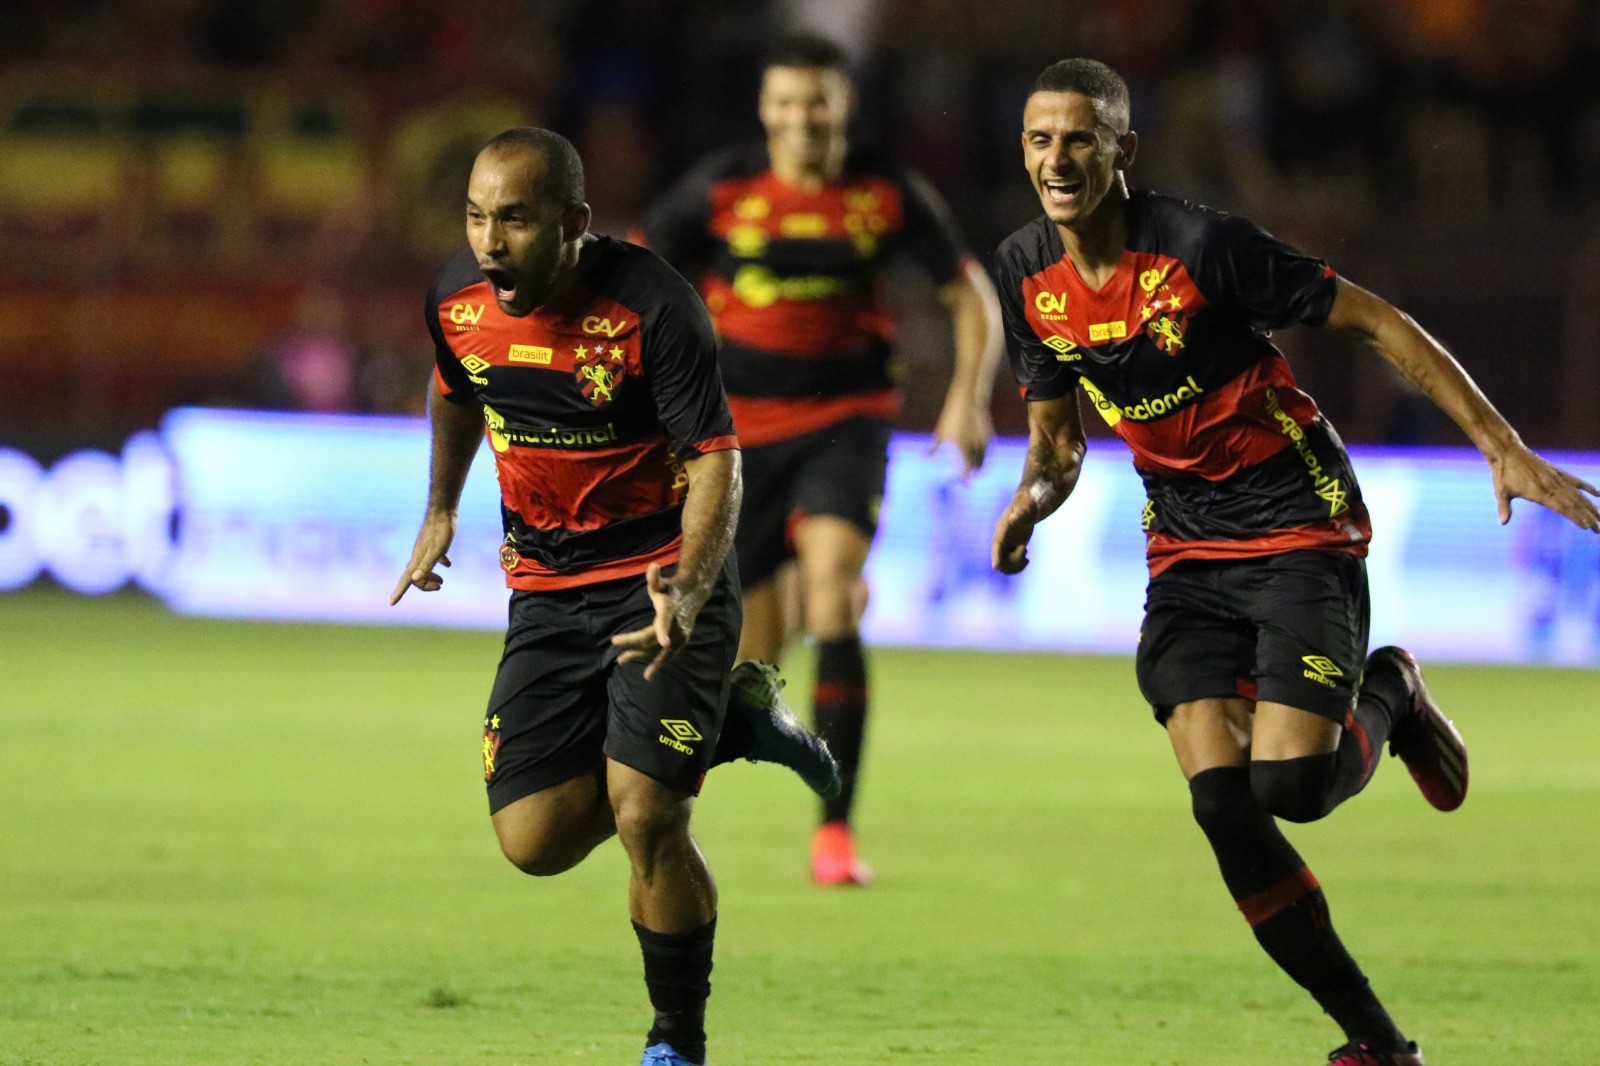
[425,279,477,405]
[896,169,970,286]
[642,276,738,458]
[633,161,717,271]
[1193,214,1338,330]
[995,253,1080,402]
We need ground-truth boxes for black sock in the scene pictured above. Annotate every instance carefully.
[1189,767,1407,1051]
[634,918,715,1064]
[1250,672,1404,822]
[814,637,867,825]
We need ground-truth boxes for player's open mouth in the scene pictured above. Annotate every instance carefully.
[1042,177,1084,205]
[480,265,519,303]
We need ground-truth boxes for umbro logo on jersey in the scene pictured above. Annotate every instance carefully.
[1043,335,1081,360]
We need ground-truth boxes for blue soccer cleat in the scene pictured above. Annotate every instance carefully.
[727,660,842,799]
[641,1043,702,1066]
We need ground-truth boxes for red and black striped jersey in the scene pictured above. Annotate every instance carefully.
[635,143,970,446]
[427,236,738,591]
[995,191,1371,575]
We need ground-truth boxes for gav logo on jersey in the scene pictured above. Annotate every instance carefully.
[573,343,626,406]
[449,303,485,330]
[1034,291,1070,320]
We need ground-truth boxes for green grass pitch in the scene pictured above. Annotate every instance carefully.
[2,587,1598,1064]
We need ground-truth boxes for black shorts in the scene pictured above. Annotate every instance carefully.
[1135,549,1370,724]
[480,560,742,813]
[735,417,892,588]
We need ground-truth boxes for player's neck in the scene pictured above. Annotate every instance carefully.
[1056,186,1129,289]
[534,235,596,313]
[769,141,846,189]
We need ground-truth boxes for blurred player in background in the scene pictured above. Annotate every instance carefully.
[990,59,1600,1065]
[637,34,1004,885]
[393,128,837,1066]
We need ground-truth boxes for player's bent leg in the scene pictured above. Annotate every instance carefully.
[1169,699,1413,1057]
[609,760,717,1066]
[1247,701,1346,823]
[490,769,616,876]
[719,660,842,798]
[735,566,797,664]
[793,514,874,885]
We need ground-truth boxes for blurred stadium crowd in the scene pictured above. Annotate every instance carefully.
[3,0,1599,447]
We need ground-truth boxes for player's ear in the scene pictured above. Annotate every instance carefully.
[1115,131,1138,169]
[563,201,592,242]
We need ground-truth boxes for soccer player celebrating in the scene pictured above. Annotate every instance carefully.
[393,128,836,1066]
[991,60,1600,1065]
[637,35,1004,885]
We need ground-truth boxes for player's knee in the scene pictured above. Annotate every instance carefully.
[497,831,584,877]
[1189,765,1253,838]
[611,794,691,858]
[1249,758,1334,824]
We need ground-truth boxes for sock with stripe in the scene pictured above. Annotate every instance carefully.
[1189,766,1408,1051]
[814,637,868,825]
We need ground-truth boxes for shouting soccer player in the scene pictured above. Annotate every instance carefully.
[990,60,1600,1065]
[393,128,838,1066]
[637,35,1003,885]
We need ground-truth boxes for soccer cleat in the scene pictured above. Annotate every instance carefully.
[641,1043,702,1066]
[1327,1039,1425,1065]
[728,661,842,799]
[811,820,874,886]
[1369,646,1469,811]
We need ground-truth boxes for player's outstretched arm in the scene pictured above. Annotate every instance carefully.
[992,393,1086,574]
[391,378,487,604]
[1323,278,1600,532]
[613,448,742,679]
[931,261,1004,476]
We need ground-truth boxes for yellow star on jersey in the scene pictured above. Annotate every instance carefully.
[574,344,588,360]
[490,715,500,729]
[1168,294,1183,309]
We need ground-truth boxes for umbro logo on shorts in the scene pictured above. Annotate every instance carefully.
[658,719,702,755]
[1301,655,1344,689]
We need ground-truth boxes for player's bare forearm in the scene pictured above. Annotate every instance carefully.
[1013,402,1085,520]
[939,263,1005,408]
[611,449,741,675]
[673,448,742,606]
[993,394,1085,573]
[391,379,484,604]
[1324,279,1518,457]
[1325,278,1600,530]
[424,376,486,516]
[935,265,1004,472]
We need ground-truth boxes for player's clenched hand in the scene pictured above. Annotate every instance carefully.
[991,501,1036,574]
[611,563,705,680]
[930,397,992,478]
[1489,445,1600,532]
[391,510,457,604]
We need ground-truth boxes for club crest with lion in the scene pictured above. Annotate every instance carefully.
[573,343,628,407]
